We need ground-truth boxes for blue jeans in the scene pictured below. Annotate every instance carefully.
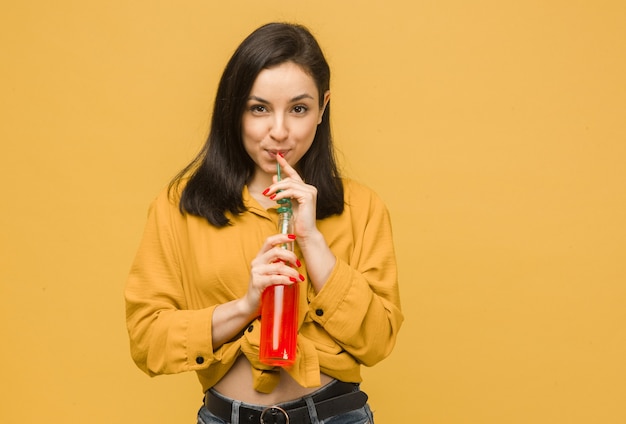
[197,382,374,424]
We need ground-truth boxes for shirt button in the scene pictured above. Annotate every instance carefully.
[315,309,324,316]
[247,325,254,333]
[195,356,204,365]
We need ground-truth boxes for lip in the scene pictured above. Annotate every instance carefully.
[266,149,289,158]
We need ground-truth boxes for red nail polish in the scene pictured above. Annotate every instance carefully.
[295,259,302,267]
[299,274,305,281]
[262,188,270,195]
[289,277,297,283]
[288,234,296,240]
[269,194,276,200]
[278,152,284,158]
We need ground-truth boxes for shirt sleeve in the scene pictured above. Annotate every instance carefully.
[306,187,403,366]
[125,191,219,376]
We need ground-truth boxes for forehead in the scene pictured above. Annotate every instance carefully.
[250,62,319,98]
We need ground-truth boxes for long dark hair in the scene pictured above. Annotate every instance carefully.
[169,22,344,227]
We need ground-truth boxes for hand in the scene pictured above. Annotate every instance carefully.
[240,233,304,316]
[265,154,335,292]
[265,154,319,240]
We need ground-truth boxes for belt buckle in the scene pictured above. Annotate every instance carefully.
[260,405,289,424]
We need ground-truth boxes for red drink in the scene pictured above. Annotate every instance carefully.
[259,283,299,366]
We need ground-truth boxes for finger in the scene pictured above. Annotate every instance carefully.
[259,234,296,253]
[271,246,300,266]
[255,264,301,287]
[264,274,298,287]
[276,153,304,182]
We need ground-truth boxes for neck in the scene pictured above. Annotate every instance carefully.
[247,171,276,209]
[247,170,274,195]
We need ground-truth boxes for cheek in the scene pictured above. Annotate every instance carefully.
[242,119,262,140]
[295,118,320,140]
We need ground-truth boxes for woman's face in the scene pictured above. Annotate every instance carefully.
[242,61,329,181]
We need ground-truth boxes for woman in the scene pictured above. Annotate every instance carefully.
[125,22,403,424]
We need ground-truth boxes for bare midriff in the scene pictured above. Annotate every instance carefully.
[212,355,334,405]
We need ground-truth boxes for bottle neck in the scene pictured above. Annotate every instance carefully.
[277,211,294,251]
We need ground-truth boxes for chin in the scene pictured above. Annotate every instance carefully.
[257,162,277,176]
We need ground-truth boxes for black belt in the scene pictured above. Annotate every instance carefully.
[204,381,368,424]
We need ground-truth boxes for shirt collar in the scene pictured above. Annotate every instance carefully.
[243,185,278,219]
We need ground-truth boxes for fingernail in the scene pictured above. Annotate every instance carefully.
[289,277,298,283]
[262,188,270,195]
[278,152,284,158]
[288,234,296,240]
[299,274,305,281]
[269,194,276,200]
[295,259,302,267]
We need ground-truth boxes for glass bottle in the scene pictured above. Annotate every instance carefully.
[259,207,299,366]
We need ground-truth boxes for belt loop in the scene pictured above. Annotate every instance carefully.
[304,396,320,424]
[231,399,242,424]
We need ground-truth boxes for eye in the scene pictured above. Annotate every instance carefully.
[249,104,268,114]
[292,105,309,114]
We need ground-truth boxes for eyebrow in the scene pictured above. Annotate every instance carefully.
[247,94,315,103]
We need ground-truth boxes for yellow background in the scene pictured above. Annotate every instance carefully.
[1,1,625,423]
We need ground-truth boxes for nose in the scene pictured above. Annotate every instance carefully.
[269,114,288,142]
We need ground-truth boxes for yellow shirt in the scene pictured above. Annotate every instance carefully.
[125,178,403,394]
